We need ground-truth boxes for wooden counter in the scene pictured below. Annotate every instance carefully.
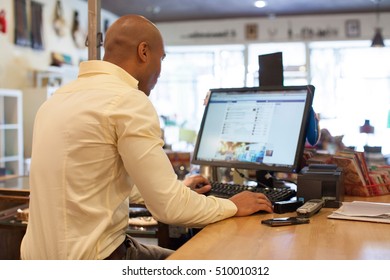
[168,195,390,260]
[0,176,29,259]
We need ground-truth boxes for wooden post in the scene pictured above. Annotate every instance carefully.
[87,0,102,60]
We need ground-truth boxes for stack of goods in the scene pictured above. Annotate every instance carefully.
[306,149,390,196]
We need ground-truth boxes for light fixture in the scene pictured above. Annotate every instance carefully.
[360,119,375,134]
[360,119,375,146]
[371,0,385,47]
[372,28,385,47]
[254,1,267,9]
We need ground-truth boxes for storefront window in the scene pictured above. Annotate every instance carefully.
[247,42,308,87]
[150,40,390,154]
[310,41,390,154]
[150,45,245,149]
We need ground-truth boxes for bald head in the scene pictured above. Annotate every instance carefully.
[103,15,166,95]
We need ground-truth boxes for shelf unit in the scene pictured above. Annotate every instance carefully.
[0,89,24,176]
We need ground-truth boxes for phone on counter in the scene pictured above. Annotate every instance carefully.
[261,217,310,227]
[296,199,324,217]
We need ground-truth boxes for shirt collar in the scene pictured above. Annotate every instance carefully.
[78,60,139,89]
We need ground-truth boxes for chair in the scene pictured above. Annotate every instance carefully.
[128,204,193,250]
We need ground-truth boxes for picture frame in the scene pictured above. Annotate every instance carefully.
[245,23,258,40]
[14,0,30,47]
[345,19,360,38]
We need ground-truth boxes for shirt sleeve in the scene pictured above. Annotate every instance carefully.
[113,91,237,227]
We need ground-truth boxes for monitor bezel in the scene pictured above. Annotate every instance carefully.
[192,85,315,174]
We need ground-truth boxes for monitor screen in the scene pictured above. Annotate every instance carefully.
[192,85,314,174]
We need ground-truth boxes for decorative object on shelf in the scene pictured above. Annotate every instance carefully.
[371,0,385,47]
[345,19,360,38]
[50,52,72,67]
[267,27,277,39]
[245,23,258,40]
[53,0,66,37]
[287,21,293,39]
[299,26,338,40]
[0,9,6,33]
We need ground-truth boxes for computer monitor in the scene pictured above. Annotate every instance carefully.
[192,85,315,180]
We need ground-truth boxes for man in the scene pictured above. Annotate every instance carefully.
[21,15,272,260]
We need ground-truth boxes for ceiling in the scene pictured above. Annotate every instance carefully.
[96,0,390,23]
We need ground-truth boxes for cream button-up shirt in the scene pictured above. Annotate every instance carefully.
[21,60,237,260]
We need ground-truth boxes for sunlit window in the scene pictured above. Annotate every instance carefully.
[247,42,308,87]
[310,41,390,154]
[150,40,390,155]
[150,45,245,149]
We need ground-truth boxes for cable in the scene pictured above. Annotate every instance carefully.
[234,168,297,188]
[234,169,270,188]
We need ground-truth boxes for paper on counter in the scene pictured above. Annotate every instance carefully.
[328,201,390,223]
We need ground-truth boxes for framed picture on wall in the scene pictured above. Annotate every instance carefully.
[31,1,44,50]
[14,0,30,47]
[345,19,360,38]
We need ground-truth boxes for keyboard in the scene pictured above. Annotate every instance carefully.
[206,181,296,203]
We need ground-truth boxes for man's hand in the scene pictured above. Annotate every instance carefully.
[183,174,211,194]
[184,175,273,215]
[229,191,273,216]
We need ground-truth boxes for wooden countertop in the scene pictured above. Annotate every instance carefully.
[168,195,390,260]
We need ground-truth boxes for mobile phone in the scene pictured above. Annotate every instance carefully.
[296,199,324,217]
[261,217,310,227]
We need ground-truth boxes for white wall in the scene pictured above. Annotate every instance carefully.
[157,13,390,46]
[1,0,389,90]
[0,0,118,89]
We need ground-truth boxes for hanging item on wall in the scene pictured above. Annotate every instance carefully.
[31,1,44,50]
[0,9,6,33]
[14,0,30,46]
[104,19,110,34]
[71,11,86,49]
[345,19,361,38]
[53,0,66,37]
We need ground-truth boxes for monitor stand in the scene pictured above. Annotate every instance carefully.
[255,170,291,189]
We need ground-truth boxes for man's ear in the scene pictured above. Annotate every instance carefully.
[137,42,149,62]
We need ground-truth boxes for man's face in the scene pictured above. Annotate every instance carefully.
[144,40,166,96]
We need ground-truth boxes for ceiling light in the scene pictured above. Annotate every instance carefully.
[371,28,385,47]
[254,1,267,8]
[371,0,385,47]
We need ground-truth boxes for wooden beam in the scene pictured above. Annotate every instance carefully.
[87,0,102,60]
